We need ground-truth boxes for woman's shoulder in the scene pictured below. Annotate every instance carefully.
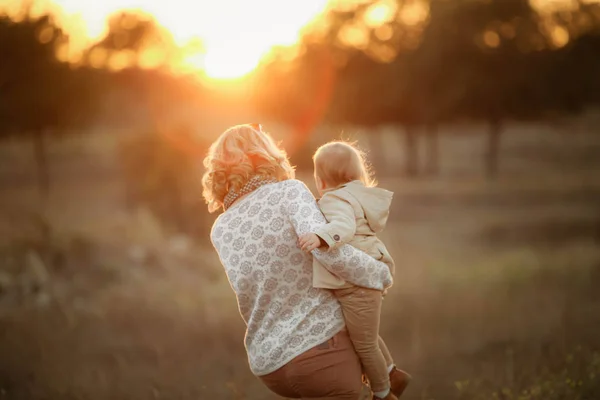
[272,179,313,196]
[281,179,318,201]
[277,178,308,189]
[211,179,314,233]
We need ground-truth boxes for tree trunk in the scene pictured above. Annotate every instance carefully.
[32,130,50,199]
[425,123,439,176]
[485,120,502,179]
[404,126,418,177]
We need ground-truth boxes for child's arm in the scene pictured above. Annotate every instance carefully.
[285,180,392,291]
[298,192,356,252]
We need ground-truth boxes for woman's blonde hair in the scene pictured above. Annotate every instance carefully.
[313,141,376,188]
[202,124,295,213]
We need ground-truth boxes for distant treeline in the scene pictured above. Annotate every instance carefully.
[1,0,599,194]
[255,0,600,176]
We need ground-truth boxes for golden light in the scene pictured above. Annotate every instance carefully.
[374,24,394,41]
[364,0,397,28]
[339,23,370,49]
[499,23,516,39]
[0,0,330,81]
[550,25,570,48]
[399,1,429,27]
[483,30,501,48]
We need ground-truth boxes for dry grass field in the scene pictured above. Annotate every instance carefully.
[0,119,599,399]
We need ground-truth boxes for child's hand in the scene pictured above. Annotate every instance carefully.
[298,233,321,252]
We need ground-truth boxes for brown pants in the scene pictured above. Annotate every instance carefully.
[259,329,371,399]
[334,286,393,392]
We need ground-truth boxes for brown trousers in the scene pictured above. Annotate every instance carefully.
[334,286,393,392]
[259,329,372,399]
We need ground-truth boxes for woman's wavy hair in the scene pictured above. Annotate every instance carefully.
[202,124,295,213]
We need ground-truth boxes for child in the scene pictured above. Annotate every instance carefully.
[298,141,411,400]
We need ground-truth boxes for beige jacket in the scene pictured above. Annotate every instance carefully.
[313,181,395,289]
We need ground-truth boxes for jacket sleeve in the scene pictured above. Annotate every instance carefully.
[313,193,357,249]
[281,180,392,290]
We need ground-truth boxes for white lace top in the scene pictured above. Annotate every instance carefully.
[210,179,393,376]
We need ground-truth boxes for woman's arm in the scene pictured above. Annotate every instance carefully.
[282,180,392,291]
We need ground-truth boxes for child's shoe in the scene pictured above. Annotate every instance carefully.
[389,367,412,397]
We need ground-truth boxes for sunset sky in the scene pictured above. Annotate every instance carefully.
[0,0,338,79]
[0,0,596,80]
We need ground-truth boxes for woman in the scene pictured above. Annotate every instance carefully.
[202,124,394,399]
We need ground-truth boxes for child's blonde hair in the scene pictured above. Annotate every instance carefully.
[313,141,376,188]
[202,124,295,213]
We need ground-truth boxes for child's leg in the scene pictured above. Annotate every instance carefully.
[334,287,390,393]
[379,336,413,397]
[378,336,395,371]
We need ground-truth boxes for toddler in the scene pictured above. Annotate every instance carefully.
[298,141,411,400]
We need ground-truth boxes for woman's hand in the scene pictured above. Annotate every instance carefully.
[298,233,321,252]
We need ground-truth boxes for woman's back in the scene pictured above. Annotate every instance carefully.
[211,179,345,376]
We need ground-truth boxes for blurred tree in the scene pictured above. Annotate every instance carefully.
[403,0,549,178]
[546,1,600,114]
[256,0,600,179]
[317,1,427,176]
[256,0,433,176]
[84,11,179,71]
[87,11,212,237]
[0,9,211,241]
[0,14,77,197]
[0,7,207,238]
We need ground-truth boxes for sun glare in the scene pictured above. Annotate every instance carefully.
[0,0,330,80]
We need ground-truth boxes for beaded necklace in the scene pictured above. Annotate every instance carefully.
[223,175,277,211]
